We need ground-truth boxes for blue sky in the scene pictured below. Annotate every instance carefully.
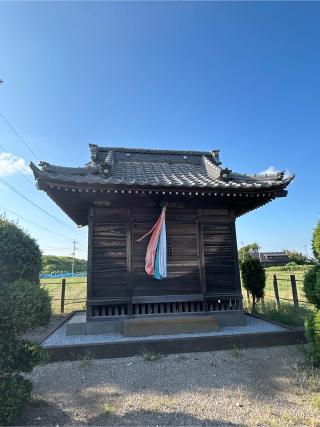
[0,1,319,261]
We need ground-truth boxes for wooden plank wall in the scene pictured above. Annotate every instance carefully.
[90,206,241,301]
[91,208,129,298]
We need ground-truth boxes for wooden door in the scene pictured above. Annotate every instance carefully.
[132,221,201,297]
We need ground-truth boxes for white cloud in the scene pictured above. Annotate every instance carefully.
[0,152,31,177]
[259,165,292,177]
[259,166,280,175]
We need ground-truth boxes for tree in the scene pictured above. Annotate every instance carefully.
[238,242,259,264]
[42,255,87,274]
[0,215,42,284]
[241,258,266,312]
[283,250,312,265]
[312,221,320,262]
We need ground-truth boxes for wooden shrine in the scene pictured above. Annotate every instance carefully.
[31,145,293,330]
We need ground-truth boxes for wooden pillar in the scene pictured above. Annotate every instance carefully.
[290,274,300,310]
[86,207,94,319]
[60,278,66,314]
[231,217,243,310]
[197,209,207,311]
[127,209,133,315]
[273,274,281,308]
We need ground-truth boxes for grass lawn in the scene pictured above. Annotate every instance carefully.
[40,276,87,314]
[242,266,312,307]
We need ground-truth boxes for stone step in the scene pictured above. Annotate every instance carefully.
[124,314,219,337]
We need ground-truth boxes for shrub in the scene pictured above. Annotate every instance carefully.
[312,222,320,262]
[0,216,42,284]
[0,280,51,425]
[0,375,32,426]
[0,336,47,376]
[241,258,265,312]
[305,311,320,367]
[0,280,51,335]
[303,265,320,309]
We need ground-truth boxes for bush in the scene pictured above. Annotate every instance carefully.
[0,216,42,284]
[303,265,320,309]
[0,280,51,425]
[305,311,320,367]
[0,280,51,335]
[312,222,320,262]
[241,258,265,312]
[0,375,32,426]
[0,336,47,376]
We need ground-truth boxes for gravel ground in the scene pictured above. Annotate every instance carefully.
[18,345,320,426]
[42,314,286,347]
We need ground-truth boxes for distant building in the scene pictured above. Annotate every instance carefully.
[252,251,290,267]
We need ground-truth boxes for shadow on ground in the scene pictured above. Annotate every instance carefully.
[18,400,242,426]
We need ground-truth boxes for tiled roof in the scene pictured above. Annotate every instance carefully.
[30,145,294,191]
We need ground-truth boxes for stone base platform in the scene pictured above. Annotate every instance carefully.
[41,312,306,362]
[66,311,245,336]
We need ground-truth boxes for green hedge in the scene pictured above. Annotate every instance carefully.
[303,265,320,309]
[0,280,51,425]
[0,216,42,284]
[0,375,32,426]
[305,310,320,366]
[0,280,51,334]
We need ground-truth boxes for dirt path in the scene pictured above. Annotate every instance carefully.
[19,346,320,426]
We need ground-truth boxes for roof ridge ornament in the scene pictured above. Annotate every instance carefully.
[211,150,221,165]
[100,150,114,177]
[89,144,98,162]
[221,168,232,181]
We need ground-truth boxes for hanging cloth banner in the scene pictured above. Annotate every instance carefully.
[137,206,167,279]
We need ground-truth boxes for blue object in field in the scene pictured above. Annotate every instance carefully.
[39,272,87,279]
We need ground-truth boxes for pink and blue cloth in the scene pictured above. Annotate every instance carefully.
[137,207,167,280]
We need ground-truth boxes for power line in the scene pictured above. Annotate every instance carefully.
[0,111,39,161]
[0,176,81,233]
[0,204,82,241]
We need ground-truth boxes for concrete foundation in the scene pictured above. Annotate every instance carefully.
[66,311,245,336]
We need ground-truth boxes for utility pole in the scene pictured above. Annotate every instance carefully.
[71,240,78,277]
[304,244,309,259]
[257,244,262,262]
